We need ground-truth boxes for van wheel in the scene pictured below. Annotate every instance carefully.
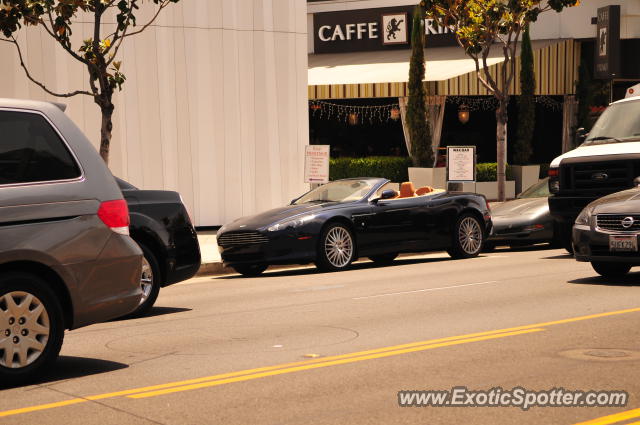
[0,273,64,387]
[591,262,631,278]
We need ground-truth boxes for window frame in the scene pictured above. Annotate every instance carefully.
[0,107,85,188]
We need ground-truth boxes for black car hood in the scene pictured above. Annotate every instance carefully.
[221,202,343,231]
[590,188,640,214]
[491,197,548,218]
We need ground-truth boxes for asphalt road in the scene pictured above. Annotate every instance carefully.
[2,246,640,425]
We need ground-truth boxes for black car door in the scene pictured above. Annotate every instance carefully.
[365,196,431,252]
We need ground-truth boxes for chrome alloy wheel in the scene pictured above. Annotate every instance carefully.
[458,216,482,254]
[0,291,50,369]
[139,256,154,306]
[324,226,354,268]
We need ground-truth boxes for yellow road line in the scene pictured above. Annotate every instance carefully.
[128,328,544,398]
[2,306,640,418]
[573,408,640,425]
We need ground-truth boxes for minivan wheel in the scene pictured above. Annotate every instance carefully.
[316,223,355,272]
[126,243,162,318]
[591,262,632,278]
[0,273,64,387]
[447,214,484,259]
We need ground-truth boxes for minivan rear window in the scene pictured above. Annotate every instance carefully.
[0,111,81,185]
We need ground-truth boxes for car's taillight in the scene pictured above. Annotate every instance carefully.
[97,199,130,235]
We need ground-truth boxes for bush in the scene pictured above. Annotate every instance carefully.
[330,157,411,182]
[476,163,514,182]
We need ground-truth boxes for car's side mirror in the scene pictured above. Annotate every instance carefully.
[634,176,640,187]
[373,189,397,203]
[576,127,588,143]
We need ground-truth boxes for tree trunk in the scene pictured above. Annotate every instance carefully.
[99,101,114,165]
[496,101,508,202]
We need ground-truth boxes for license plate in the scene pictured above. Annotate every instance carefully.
[609,235,638,252]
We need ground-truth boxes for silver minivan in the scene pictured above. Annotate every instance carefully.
[0,99,142,385]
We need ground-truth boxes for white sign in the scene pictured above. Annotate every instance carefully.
[304,145,330,184]
[382,13,407,45]
[447,146,476,182]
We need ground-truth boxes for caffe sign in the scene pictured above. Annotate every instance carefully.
[313,6,456,54]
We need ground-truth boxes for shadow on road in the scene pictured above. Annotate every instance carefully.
[541,254,574,260]
[568,272,640,286]
[110,306,192,322]
[218,256,454,279]
[0,356,128,390]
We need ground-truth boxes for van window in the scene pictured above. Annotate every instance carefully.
[0,111,81,185]
[584,100,640,145]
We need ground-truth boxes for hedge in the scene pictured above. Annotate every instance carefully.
[329,157,518,183]
[475,163,515,182]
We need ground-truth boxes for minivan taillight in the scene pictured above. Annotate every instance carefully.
[97,200,130,235]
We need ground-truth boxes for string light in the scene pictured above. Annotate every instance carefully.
[446,95,563,112]
[309,100,400,124]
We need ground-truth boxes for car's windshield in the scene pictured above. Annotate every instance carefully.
[293,180,376,204]
[517,178,549,199]
[583,100,640,145]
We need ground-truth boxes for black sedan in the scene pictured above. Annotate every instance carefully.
[485,178,557,250]
[573,185,640,277]
[117,178,201,315]
[217,178,492,276]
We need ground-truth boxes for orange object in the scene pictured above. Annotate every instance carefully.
[415,186,434,196]
[399,182,416,198]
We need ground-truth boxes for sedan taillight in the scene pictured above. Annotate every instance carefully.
[98,199,130,235]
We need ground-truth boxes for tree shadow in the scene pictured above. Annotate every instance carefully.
[0,356,128,389]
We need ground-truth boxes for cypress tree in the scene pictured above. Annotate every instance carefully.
[406,5,434,167]
[514,24,535,165]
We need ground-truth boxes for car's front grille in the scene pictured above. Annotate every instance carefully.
[217,231,269,248]
[596,214,640,232]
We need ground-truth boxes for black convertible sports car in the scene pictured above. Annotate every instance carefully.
[217,178,492,276]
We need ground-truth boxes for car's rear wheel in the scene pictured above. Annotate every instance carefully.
[233,264,268,277]
[0,273,64,387]
[447,214,483,259]
[125,243,161,318]
[591,262,632,278]
[316,223,355,272]
[369,253,398,265]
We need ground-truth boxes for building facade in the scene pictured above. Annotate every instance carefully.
[0,0,309,227]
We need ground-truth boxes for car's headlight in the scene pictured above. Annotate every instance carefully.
[575,206,594,225]
[267,215,316,232]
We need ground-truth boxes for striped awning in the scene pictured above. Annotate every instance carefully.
[308,39,579,99]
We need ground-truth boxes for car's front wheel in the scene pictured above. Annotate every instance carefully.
[447,214,484,259]
[591,262,632,278]
[0,272,65,387]
[316,223,355,272]
[233,264,268,277]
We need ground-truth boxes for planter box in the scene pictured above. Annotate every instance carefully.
[408,167,446,189]
[512,165,540,195]
[474,181,516,201]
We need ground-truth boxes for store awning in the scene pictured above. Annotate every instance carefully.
[308,39,579,99]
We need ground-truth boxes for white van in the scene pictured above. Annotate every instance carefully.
[547,95,640,250]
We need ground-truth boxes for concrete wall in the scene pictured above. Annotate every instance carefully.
[307,0,640,53]
[0,0,309,226]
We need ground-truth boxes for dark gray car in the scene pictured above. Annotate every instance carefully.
[0,99,142,385]
[574,186,640,277]
[485,178,556,250]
